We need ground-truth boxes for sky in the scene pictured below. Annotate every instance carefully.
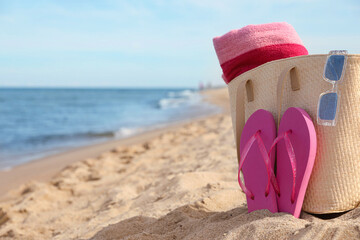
[0,0,359,88]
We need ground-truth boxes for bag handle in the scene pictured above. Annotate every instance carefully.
[276,66,300,126]
[235,66,298,164]
[235,79,254,163]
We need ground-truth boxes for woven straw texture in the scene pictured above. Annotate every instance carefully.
[227,54,360,214]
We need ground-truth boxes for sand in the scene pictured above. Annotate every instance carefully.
[1,87,360,239]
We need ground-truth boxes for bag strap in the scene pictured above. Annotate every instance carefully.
[235,79,254,163]
[276,66,300,126]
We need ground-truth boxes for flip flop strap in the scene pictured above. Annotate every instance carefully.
[238,131,277,199]
[269,131,297,202]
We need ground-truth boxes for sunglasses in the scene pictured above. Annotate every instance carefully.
[317,50,348,126]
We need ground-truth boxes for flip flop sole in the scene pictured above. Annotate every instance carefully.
[240,109,277,213]
[276,107,317,218]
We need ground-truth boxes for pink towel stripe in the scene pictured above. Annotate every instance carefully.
[221,43,308,83]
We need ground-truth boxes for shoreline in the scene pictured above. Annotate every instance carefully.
[0,87,229,201]
[0,87,221,171]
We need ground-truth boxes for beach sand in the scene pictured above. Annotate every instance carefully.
[1,87,360,239]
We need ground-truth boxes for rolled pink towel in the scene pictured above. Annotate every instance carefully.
[213,22,308,84]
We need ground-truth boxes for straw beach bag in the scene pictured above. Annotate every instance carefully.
[227,54,360,214]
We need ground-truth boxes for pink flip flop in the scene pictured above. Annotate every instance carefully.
[269,107,317,218]
[238,109,279,213]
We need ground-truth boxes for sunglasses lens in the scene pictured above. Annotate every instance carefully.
[324,55,345,81]
[318,92,338,120]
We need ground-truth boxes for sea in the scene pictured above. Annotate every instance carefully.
[0,88,221,170]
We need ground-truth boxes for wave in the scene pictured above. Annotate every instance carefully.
[115,127,141,138]
[16,127,145,146]
[158,90,202,109]
[20,131,116,145]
